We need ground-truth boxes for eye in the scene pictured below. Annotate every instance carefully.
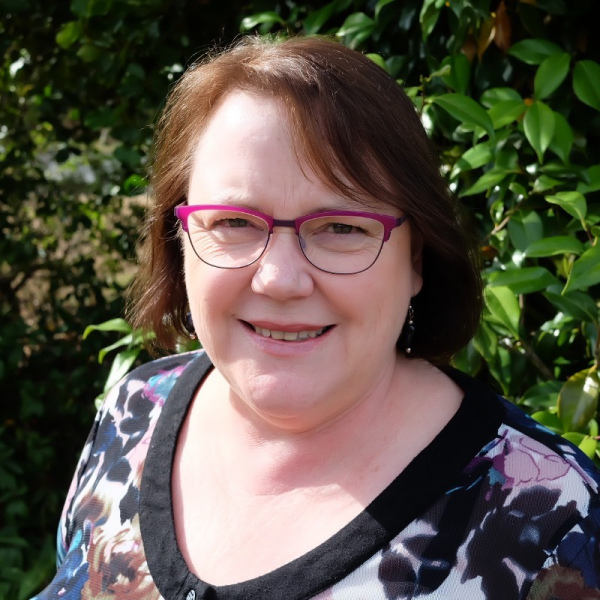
[328,223,367,235]
[220,218,250,228]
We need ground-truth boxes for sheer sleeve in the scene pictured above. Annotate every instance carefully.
[526,506,600,599]
[55,400,104,568]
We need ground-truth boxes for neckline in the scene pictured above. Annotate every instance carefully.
[140,352,504,600]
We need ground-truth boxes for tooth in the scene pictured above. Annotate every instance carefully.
[308,331,317,338]
[284,331,299,341]
[298,331,309,340]
[260,328,270,337]
[271,330,284,340]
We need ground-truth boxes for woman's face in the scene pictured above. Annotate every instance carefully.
[184,91,422,431]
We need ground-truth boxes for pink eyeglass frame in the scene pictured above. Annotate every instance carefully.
[174,204,406,241]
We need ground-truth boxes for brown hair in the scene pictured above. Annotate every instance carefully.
[127,36,482,363]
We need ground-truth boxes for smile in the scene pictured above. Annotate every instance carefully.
[247,323,331,341]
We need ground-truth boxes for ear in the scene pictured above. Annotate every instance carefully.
[410,227,424,296]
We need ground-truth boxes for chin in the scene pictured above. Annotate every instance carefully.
[234,372,327,422]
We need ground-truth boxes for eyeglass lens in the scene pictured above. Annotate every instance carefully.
[186,209,386,274]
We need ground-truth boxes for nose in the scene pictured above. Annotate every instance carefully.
[251,229,315,300]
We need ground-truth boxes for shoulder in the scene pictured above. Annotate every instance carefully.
[52,351,211,593]
[446,368,600,561]
[494,398,600,500]
[99,349,209,415]
[468,389,600,588]
[446,367,600,501]
[69,349,210,509]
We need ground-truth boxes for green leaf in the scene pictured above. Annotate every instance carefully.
[55,21,81,49]
[473,319,499,361]
[98,333,133,364]
[577,436,597,460]
[558,369,599,432]
[484,286,520,338]
[374,0,395,18]
[336,12,375,47]
[480,87,522,108]
[385,55,409,78]
[103,348,140,392]
[533,174,562,193]
[488,100,526,129]
[432,93,495,139]
[548,112,574,163]
[460,168,513,197]
[83,318,132,339]
[487,267,558,294]
[451,342,483,374]
[445,53,471,95]
[420,0,445,40]
[450,143,492,178]
[525,235,585,257]
[532,410,562,432]
[563,244,600,292]
[521,380,562,409]
[577,165,600,195]
[573,60,600,111]
[366,53,387,71]
[488,346,514,397]
[544,289,599,323]
[562,432,585,445]
[303,3,337,35]
[534,52,570,99]
[123,174,147,195]
[76,43,102,63]
[70,0,88,16]
[545,191,587,221]
[507,210,544,252]
[523,101,555,162]
[240,11,284,31]
[509,38,563,65]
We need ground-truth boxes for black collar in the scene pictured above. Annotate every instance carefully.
[140,353,504,600]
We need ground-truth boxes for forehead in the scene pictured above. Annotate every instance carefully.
[188,91,383,212]
[189,92,337,209]
[193,91,294,168]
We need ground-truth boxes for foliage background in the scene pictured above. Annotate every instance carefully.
[1,0,599,597]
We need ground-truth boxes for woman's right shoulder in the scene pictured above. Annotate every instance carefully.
[100,349,207,414]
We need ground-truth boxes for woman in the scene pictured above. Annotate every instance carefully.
[36,37,600,599]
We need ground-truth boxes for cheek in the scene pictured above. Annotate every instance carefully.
[184,253,220,337]
[337,269,408,339]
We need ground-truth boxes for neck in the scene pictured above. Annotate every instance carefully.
[194,358,447,498]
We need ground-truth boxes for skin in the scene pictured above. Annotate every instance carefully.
[172,91,463,584]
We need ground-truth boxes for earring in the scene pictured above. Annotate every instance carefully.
[185,312,197,339]
[403,304,415,354]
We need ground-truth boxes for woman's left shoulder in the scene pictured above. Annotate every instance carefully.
[446,366,600,500]
[495,396,600,499]
[499,403,600,597]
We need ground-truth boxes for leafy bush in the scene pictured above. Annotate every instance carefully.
[240,0,600,459]
[1,1,242,596]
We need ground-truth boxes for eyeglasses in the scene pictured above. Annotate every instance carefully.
[174,204,406,275]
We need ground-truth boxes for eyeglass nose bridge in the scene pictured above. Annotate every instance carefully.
[262,217,308,259]
[269,217,301,234]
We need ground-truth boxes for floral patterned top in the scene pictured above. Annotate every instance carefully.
[34,351,600,600]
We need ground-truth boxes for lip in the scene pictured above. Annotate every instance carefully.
[243,320,331,332]
[240,320,335,353]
